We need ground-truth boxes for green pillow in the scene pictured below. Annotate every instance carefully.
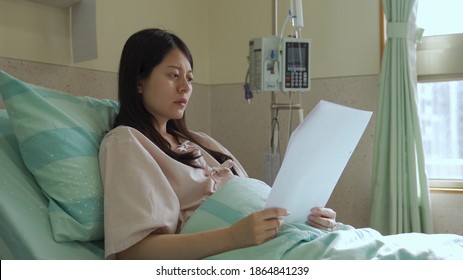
[0,110,104,259]
[0,71,119,242]
[181,177,270,234]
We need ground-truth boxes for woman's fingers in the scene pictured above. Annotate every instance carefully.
[308,214,337,229]
[261,208,289,220]
[253,208,287,233]
[233,208,288,246]
[311,207,336,219]
[308,207,337,231]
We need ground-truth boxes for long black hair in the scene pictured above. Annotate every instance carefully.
[114,28,233,168]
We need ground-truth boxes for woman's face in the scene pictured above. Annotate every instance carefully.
[138,48,193,128]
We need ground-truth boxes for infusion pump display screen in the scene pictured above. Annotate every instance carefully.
[284,41,309,90]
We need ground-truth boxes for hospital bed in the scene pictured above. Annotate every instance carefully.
[1,70,463,260]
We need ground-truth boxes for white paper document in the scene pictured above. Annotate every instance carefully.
[265,100,372,223]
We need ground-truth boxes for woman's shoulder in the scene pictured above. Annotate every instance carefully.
[101,125,147,145]
[188,130,211,140]
[189,131,218,145]
[188,131,228,152]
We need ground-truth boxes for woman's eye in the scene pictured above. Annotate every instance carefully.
[169,73,193,82]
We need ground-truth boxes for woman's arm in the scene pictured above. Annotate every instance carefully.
[118,208,288,260]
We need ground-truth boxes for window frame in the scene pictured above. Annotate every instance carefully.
[428,180,463,191]
[417,34,463,80]
[416,35,463,191]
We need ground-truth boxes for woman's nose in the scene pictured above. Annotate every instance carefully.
[178,77,192,93]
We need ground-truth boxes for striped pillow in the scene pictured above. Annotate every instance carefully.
[181,177,270,234]
[0,71,119,242]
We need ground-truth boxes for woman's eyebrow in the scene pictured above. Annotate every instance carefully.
[166,65,193,73]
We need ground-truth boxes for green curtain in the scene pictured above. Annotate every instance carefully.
[370,0,433,235]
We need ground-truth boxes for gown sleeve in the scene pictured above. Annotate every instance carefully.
[99,127,180,259]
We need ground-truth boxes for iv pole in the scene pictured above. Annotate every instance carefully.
[271,0,304,155]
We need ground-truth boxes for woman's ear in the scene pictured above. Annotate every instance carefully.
[137,79,144,94]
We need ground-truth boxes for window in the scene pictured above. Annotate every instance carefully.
[417,81,463,181]
[416,0,463,188]
[416,0,463,37]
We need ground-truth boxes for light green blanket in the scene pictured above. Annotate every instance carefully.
[181,177,463,260]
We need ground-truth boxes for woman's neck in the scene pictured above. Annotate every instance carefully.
[155,120,180,149]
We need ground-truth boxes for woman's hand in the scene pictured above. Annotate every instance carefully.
[117,208,287,260]
[307,207,337,231]
[228,208,289,248]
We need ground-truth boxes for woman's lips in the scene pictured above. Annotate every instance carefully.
[174,99,187,107]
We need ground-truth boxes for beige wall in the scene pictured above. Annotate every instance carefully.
[0,0,380,83]
[290,0,380,79]
[0,0,212,84]
[0,0,70,65]
[80,0,211,84]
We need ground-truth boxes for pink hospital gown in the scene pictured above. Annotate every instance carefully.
[99,126,248,259]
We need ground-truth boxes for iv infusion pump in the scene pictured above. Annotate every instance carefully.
[248,36,311,93]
